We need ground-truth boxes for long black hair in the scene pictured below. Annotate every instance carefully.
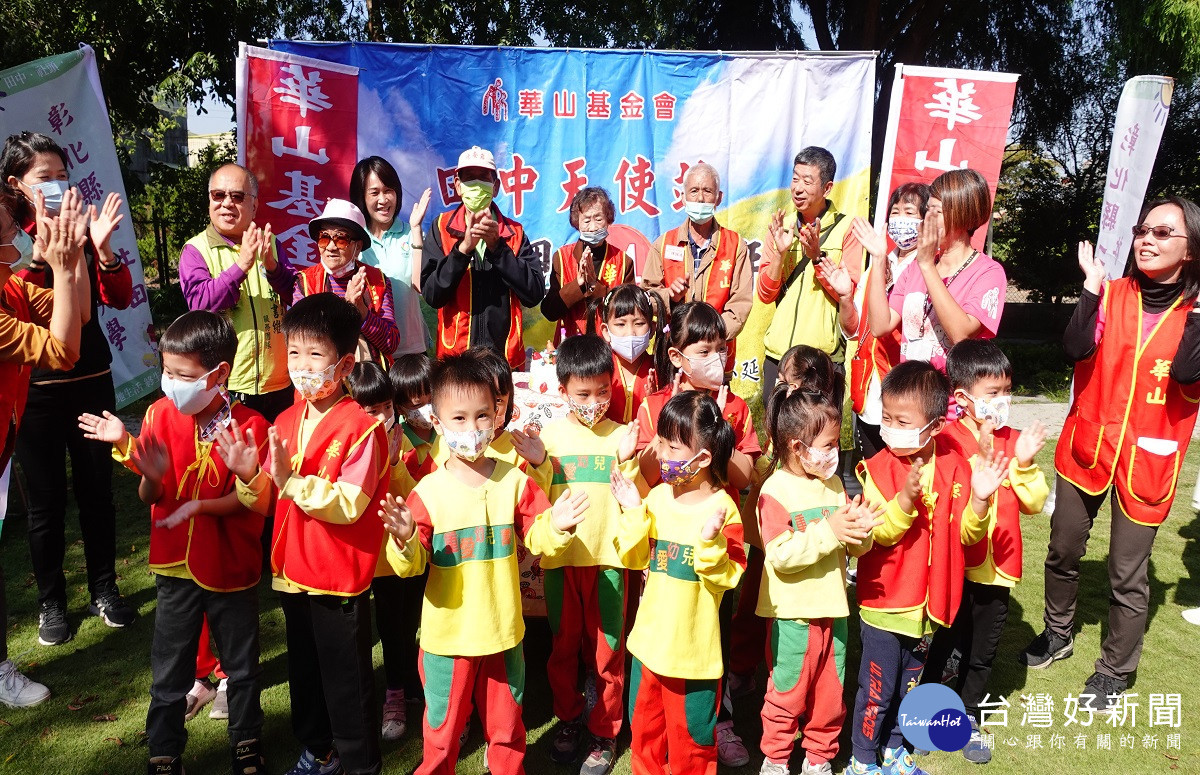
[1131,195,1200,305]
[349,156,403,225]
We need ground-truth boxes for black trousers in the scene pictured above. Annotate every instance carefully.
[280,591,381,775]
[372,573,424,695]
[850,621,928,761]
[147,576,262,758]
[922,580,1010,721]
[15,374,118,607]
[1042,478,1160,681]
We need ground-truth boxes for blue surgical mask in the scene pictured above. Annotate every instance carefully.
[29,180,69,215]
[684,200,716,225]
[580,228,608,245]
[0,228,34,271]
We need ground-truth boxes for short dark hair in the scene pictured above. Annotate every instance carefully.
[792,146,836,186]
[568,187,616,230]
[666,302,727,382]
[946,339,1013,391]
[159,310,237,371]
[777,345,836,398]
[1,132,70,223]
[347,361,394,407]
[765,384,842,468]
[556,334,614,385]
[589,283,669,378]
[468,347,515,426]
[930,168,991,238]
[350,156,403,218]
[282,292,362,357]
[431,352,498,414]
[880,360,950,425]
[657,391,734,488]
[389,353,432,405]
[888,182,932,217]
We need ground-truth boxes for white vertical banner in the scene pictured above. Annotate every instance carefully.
[0,45,159,407]
[1096,75,1174,279]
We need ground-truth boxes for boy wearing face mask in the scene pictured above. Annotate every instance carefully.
[378,353,590,775]
[220,294,390,775]
[391,353,438,481]
[516,334,643,775]
[423,146,546,368]
[916,340,1048,765]
[79,311,268,775]
[847,361,1008,775]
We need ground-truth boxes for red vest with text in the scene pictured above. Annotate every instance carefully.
[298,260,390,365]
[1055,278,1200,526]
[271,396,389,595]
[0,278,34,467]
[855,438,972,628]
[656,223,741,368]
[553,241,630,343]
[943,419,1025,581]
[435,207,527,368]
[145,399,267,591]
[849,266,902,415]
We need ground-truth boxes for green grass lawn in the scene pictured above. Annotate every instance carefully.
[2,440,1199,774]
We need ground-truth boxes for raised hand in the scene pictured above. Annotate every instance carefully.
[700,508,727,541]
[379,493,416,547]
[460,208,480,254]
[765,209,796,255]
[897,457,924,514]
[37,190,86,273]
[78,410,127,444]
[609,469,643,509]
[617,417,640,463]
[87,192,125,254]
[551,487,590,532]
[850,216,888,258]
[214,418,261,482]
[798,218,821,259]
[972,451,1011,501]
[473,210,500,248]
[238,222,262,272]
[1014,421,1048,468]
[670,370,683,397]
[345,267,369,314]
[409,188,432,229]
[667,273,690,303]
[915,213,939,268]
[258,222,276,270]
[578,246,596,290]
[268,426,293,490]
[135,434,169,483]
[977,418,995,460]
[715,384,729,411]
[510,428,546,466]
[1078,241,1106,294]
[815,255,853,299]
[824,502,868,545]
[853,496,887,534]
[156,499,202,530]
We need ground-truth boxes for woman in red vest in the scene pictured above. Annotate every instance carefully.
[541,187,633,343]
[0,189,86,708]
[294,199,400,366]
[1022,196,1200,713]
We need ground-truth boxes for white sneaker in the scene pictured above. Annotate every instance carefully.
[1183,607,1200,626]
[800,757,833,775]
[759,760,789,775]
[0,659,50,708]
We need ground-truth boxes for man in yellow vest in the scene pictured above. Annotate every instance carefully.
[641,162,753,370]
[178,163,295,421]
[757,147,863,397]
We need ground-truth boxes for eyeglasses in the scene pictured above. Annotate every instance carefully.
[317,232,353,250]
[1132,224,1187,240]
[209,190,248,204]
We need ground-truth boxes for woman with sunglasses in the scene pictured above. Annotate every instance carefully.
[296,199,400,366]
[1023,196,1200,714]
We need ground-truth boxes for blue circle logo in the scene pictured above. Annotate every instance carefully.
[898,684,971,752]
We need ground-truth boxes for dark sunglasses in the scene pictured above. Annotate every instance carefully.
[209,189,248,204]
[1132,224,1186,240]
[318,232,353,250]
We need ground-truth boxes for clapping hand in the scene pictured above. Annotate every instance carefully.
[379,493,416,547]
[609,469,642,509]
[78,410,127,444]
[551,488,590,532]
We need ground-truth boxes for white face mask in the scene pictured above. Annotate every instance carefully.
[439,425,494,462]
[800,445,840,480]
[964,393,1011,429]
[610,332,650,362]
[887,216,922,252]
[405,403,434,430]
[290,361,342,401]
[382,414,397,432]
[322,257,357,279]
[679,350,725,390]
[879,416,938,453]
[161,368,220,416]
[579,227,608,245]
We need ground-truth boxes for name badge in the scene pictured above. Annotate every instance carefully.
[664,245,687,262]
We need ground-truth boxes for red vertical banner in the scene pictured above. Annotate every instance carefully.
[875,66,1017,251]
[238,45,359,268]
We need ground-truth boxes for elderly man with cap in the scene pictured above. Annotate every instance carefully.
[422,146,545,368]
[294,199,400,365]
[179,162,296,422]
[640,161,753,372]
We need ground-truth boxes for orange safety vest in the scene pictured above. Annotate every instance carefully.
[849,266,902,415]
[144,399,267,591]
[298,260,391,366]
[656,223,741,369]
[435,207,528,368]
[271,396,389,596]
[943,420,1025,582]
[0,277,34,468]
[553,241,630,343]
[855,438,972,628]
[1055,278,1200,526]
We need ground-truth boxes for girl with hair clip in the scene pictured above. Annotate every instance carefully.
[589,283,670,424]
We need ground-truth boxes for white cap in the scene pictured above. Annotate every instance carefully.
[308,198,369,245]
[456,146,497,172]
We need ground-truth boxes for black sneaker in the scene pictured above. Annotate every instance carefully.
[550,719,585,764]
[1079,672,1127,714]
[580,737,616,775]
[147,756,184,775]
[233,738,267,775]
[89,586,137,628]
[38,599,73,645]
[1019,629,1073,669]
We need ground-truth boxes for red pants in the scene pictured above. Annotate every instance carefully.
[760,617,848,766]
[545,566,626,738]
[729,548,769,676]
[417,646,525,775]
[628,657,719,775]
[195,614,227,681]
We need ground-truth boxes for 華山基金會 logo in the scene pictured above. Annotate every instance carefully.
[898,684,973,752]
